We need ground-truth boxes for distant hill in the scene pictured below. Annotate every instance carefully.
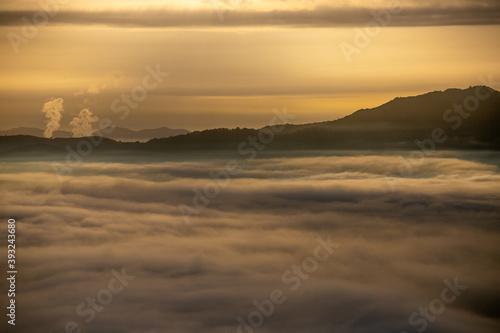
[0,126,189,142]
[0,127,72,138]
[1,86,499,156]
[97,126,189,142]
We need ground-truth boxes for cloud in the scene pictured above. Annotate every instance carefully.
[74,71,123,97]
[0,153,499,332]
[1,1,500,27]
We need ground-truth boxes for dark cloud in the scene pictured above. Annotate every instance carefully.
[0,152,499,332]
[1,2,500,28]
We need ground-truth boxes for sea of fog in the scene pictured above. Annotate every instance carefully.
[1,151,499,333]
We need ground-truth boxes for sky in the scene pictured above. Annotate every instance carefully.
[0,0,500,131]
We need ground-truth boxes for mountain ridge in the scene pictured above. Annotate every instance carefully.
[0,126,190,142]
[1,86,499,155]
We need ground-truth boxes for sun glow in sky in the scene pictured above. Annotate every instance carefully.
[1,0,499,130]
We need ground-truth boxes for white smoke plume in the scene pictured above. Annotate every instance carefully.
[40,98,64,138]
[74,71,122,97]
[69,108,99,138]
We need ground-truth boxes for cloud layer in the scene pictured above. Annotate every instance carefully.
[1,152,500,332]
[1,1,500,27]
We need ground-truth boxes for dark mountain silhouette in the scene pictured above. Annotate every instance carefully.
[147,86,500,150]
[269,86,500,149]
[0,126,189,142]
[278,86,499,133]
[1,86,499,156]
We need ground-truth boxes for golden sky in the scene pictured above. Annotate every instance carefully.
[1,0,499,130]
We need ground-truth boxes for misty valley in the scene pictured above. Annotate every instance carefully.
[1,150,499,332]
